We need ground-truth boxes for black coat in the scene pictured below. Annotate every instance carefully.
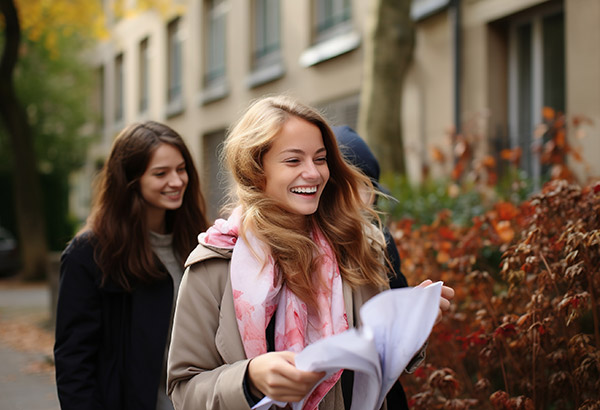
[54,234,174,410]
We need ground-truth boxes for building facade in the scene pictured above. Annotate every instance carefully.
[75,0,599,222]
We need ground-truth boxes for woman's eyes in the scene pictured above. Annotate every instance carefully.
[152,167,186,177]
[284,157,327,164]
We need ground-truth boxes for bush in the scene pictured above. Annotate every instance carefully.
[380,175,487,227]
[393,179,600,409]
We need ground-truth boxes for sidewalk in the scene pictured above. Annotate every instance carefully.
[0,278,60,410]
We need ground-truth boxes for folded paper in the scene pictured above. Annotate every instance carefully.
[253,282,443,410]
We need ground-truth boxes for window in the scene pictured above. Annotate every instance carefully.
[167,17,183,114]
[253,0,280,67]
[300,0,358,67]
[508,9,564,182]
[411,0,450,21]
[248,0,283,87]
[114,53,124,124]
[139,37,150,115]
[315,0,351,42]
[204,0,226,88]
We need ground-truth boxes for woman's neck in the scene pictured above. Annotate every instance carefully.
[147,208,167,234]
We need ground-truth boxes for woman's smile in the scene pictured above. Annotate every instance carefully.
[262,116,329,216]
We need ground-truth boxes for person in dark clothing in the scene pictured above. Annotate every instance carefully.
[333,125,410,408]
[54,121,209,410]
[332,125,408,288]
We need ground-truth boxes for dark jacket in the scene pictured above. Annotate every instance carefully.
[54,233,174,410]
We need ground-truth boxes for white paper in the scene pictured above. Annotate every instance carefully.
[252,282,442,410]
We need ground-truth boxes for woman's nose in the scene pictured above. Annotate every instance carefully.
[168,172,184,187]
[302,162,320,179]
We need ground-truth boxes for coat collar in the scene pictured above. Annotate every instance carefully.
[191,240,385,361]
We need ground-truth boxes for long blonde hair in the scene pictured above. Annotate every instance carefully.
[223,95,388,307]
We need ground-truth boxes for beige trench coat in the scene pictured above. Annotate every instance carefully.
[167,242,389,410]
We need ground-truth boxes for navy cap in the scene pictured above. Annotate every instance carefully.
[332,125,389,195]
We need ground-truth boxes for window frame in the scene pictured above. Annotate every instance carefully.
[138,36,150,115]
[166,17,184,116]
[247,0,284,88]
[507,5,564,184]
[114,53,124,125]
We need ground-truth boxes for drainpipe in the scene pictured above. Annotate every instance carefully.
[451,0,462,134]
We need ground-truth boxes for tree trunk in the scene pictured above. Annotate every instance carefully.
[0,0,49,280]
[358,0,415,174]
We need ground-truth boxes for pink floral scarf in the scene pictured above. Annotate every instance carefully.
[200,207,348,410]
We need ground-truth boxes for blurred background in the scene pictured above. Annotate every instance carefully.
[1,0,599,409]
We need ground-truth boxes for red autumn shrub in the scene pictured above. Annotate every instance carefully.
[392,180,600,409]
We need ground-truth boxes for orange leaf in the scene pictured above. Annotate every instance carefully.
[542,106,555,122]
[495,202,519,220]
[430,146,446,163]
[500,147,522,165]
[436,250,450,264]
[555,129,566,147]
[481,155,496,169]
[494,220,515,243]
[451,162,465,180]
[440,241,453,251]
[439,226,456,240]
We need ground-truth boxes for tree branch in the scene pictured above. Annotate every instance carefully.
[0,0,20,88]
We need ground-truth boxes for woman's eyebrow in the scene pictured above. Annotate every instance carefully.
[149,161,186,171]
[280,147,327,155]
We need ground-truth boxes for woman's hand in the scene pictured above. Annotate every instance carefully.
[247,351,325,403]
[417,279,455,324]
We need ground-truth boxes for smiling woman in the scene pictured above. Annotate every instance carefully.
[53,121,208,410]
[140,143,190,233]
[166,95,454,410]
[262,116,330,218]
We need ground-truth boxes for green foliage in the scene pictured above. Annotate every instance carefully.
[379,167,537,229]
[380,175,490,227]
[0,34,97,174]
[0,25,98,249]
[493,167,535,204]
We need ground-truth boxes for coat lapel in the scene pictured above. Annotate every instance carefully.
[215,273,247,363]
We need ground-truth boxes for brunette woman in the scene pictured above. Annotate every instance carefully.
[54,121,208,410]
[167,96,453,410]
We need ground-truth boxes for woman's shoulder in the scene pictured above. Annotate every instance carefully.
[181,242,232,300]
[184,241,232,269]
[59,231,106,288]
[62,231,96,259]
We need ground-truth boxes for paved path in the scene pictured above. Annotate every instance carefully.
[0,280,60,410]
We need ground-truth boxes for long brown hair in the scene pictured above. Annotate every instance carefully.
[223,95,388,308]
[84,121,208,290]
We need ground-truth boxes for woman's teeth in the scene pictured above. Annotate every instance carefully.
[291,187,317,194]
